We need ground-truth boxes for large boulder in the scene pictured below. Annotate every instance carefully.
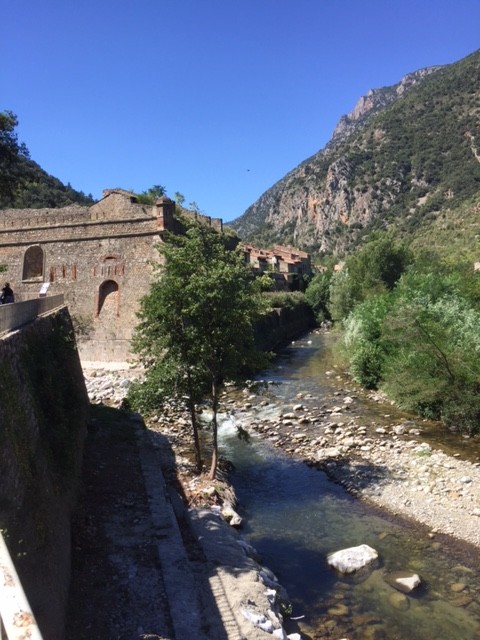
[327,544,378,574]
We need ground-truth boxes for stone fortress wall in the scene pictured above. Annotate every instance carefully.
[0,189,223,362]
[0,307,89,640]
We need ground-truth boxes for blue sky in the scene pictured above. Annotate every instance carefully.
[3,0,480,222]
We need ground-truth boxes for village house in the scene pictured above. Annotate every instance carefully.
[242,243,312,291]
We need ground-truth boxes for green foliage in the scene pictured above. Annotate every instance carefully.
[0,111,93,208]
[263,290,307,311]
[131,224,270,477]
[342,261,480,433]
[328,268,357,322]
[304,270,332,322]
[381,269,480,432]
[328,233,411,321]
[135,184,167,204]
[343,294,392,387]
[0,110,93,208]
[232,50,480,259]
[0,110,29,205]
[174,192,185,205]
[350,341,385,389]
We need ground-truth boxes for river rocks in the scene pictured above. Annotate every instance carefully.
[230,382,480,548]
[327,544,379,574]
[83,366,140,406]
[388,591,410,610]
[221,504,243,527]
[327,603,349,616]
[383,571,421,593]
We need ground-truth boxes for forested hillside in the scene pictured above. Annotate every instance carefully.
[231,49,480,262]
[0,111,94,209]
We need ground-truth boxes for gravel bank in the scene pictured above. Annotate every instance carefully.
[83,364,480,552]
[227,385,480,552]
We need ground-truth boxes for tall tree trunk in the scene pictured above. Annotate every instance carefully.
[209,378,219,480]
[187,370,202,473]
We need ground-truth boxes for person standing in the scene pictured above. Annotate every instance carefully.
[0,282,14,304]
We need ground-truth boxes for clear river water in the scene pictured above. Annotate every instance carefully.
[217,331,480,640]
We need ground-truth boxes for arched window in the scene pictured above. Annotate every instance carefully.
[97,280,120,318]
[22,245,44,281]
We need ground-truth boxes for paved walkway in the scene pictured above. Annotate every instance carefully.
[65,405,215,639]
[64,405,282,640]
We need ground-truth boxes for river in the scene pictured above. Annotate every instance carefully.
[217,330,480,640]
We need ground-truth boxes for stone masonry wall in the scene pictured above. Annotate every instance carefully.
[0,190,224,362]
[0,308,89,640]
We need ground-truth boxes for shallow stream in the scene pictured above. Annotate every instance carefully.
[218,331,480,640]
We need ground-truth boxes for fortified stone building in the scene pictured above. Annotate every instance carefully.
[0,189,222,362]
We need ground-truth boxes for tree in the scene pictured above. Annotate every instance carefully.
[328,232,412,321]
[342,293,393,388]
[0,110,29,205]
[174,192,185,206]
[304,269,333,323]
[136,184,167,204]
[132,223,269,478]
[188,201,201,213]
[382,270,480,433]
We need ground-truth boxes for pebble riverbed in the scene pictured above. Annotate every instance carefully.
[84,365,480,550]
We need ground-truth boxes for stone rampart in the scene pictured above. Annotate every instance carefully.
[0,309,88,640]
[0,190,225,363]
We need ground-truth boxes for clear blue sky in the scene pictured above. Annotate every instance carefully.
[3,0,480,222]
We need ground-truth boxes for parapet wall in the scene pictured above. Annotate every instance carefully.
[0,309,89,640]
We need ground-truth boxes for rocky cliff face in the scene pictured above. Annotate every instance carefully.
[230,50,480,257]
[330,66,440,144]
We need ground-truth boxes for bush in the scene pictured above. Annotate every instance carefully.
[350,341,384,388]
[305,271,332,323]
[263,291,307,310]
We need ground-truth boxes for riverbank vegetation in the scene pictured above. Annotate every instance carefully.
[305,232,480,434]
[128,223,269,479]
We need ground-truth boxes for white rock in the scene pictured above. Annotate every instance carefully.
[327,544,378,573]
[384,571,421,593]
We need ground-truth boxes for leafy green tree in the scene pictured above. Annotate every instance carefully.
[328,268,357,322]
[174,192,185,206]
[328,233,411,321]
[136,184,167,204]
[304,270,333,323]
[382,270,480,432]
[343,293,393,388]
[0,110,29,205]
[132,223,269,478]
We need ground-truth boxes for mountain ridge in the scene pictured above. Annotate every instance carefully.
[229,50,480,260]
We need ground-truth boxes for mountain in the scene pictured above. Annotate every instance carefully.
[230,50,480,260]
[0,111,93,209]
